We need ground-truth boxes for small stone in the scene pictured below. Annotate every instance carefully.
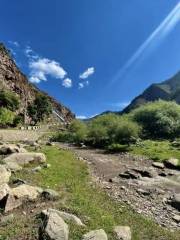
[82,229,108,240]
[172,215,180,223]
[41,189,60,201]
[152,162,164,169]
[165,158,180,169]
[32,166,42,172]
[113,226,131,240]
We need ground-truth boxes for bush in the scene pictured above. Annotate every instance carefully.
[132,100,180,139]
[0,108,15,127]
[0,90,19,111]
[52,131,73,142]
[68,119,88,144]
[107,143,129,153]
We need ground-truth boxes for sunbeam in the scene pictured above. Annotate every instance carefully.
[111,2,180,85]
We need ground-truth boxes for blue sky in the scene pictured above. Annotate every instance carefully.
[0,0,180,118]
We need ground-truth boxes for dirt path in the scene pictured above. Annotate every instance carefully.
[59,143,180,230]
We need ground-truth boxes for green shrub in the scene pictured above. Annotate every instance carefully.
[52,131,73,142]
[132,100,180,139]
[68,119,88,144]
[107,143,129,153]
[0,90,19,111]
[0,108,15,127]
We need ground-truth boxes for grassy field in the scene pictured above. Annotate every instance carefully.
[0,146,180,240]
[130,140,180,165]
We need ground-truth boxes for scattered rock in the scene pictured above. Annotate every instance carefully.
[172,215,180,223]
[82,229,108,240]
[0,184,10,201]
[11,184,43,201]
[113,226,131,240]
[41,189,60,201]
[136,188,150,196]
[170,194,180,211]
[43,208,84,226]
[4,193,22,212]
[12,178,27,186]
[32,166,42,172]
[42,163,51,168]
[40,209,69,240]
[165,158,180,170]
[4,161,22,172]
[3,152,46,166]
[152,162,164,169]
[0,165,11,185]
[0,144,27,155]
[0,214,14,226]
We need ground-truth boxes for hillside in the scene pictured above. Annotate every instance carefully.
[123,71,180,113]
[0,43,74,124]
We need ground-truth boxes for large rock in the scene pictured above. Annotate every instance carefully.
[170,194,180,211]
[40,209,69,240]
[0,184,10,201]
[4,161,22,172]
[0,144,27,155]
[152,162,164,169]
[41,189,60,201]
[0,165,11,185]
[43,208,84,226]
[82,229,108,240]
[3,152,46,166]
[165,158,180,169]
[11,184,43,201]
[113,226,131,240]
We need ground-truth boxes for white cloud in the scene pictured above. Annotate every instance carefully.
[62,78,72,88]
[29,57,67,83]
[78,80,89,89]
[79,67,95,79]
[76,115,87,120]
[8,41,19,47]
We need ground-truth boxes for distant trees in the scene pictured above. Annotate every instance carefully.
[0,107,15,127]
[28,94,52,124]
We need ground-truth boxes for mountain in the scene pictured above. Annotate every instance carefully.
[123,71,180,113]
[0,43,74,124]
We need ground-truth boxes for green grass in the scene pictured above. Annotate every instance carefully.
[130,140,180,165]
[1,146,180,240]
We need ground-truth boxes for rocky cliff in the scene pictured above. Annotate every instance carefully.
[123,71,180,113]
[0,43,74,123]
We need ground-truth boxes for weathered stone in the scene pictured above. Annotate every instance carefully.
[0,144,27,155]
[12,178,27,186]
[113,226,131,240]
[4,194,22,212]
[0,165,11,185]
[32,166,42,172]
[11,184,43,201]
[170,194,180,211]
[40,209,69,240]
[172,215,180,223]
[44,208,84,226]
[152,162,164,169]
[41,190,60,201]
[165,158,180,169]
[4,161,22,172]
[82,229,108,240]
[3,152,46,166]
[0,184,10,201]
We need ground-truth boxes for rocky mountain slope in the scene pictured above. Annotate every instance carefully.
[0,43,74,123]
[123,71,180,113]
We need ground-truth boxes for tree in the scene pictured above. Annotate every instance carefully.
[0,90,19,111]
[69,119,88,144]
[28,94,52,124]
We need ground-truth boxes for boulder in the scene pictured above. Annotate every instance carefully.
[4,161,22,172]
[152,162,164,169]
[113,226,131,240]
[82,229,108,240]
[43,208,84,226]
[11,184,43,201]
[3,152,46,166]
[172,215,180,223]
[0,184,10,201]
[0,144,27,155]
[165,158,180,169]
[170,194,180,211]
[4,193,22,212]
[40,209,69,240]
[0,165,11,185]
[41,190,60,201]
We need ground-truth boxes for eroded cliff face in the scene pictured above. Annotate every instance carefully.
[0,43,75,123]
